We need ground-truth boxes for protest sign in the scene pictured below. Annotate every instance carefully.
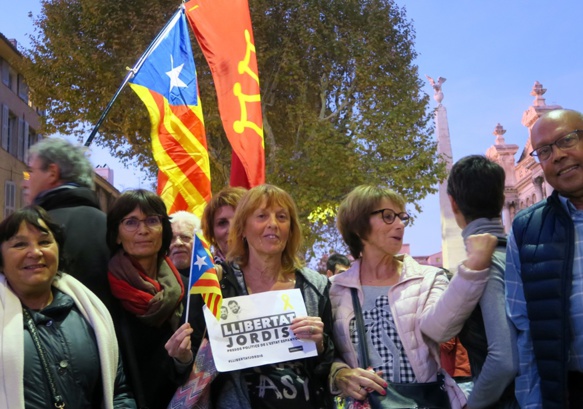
[203,288,317,371]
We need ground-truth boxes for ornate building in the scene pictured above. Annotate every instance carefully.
[486,81,560,232]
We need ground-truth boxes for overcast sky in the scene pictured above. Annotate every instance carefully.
[3,1,583,255]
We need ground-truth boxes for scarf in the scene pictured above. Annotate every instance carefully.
[0,273,118,409]
[108,251,184,329]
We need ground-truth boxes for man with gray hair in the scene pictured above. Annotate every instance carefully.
[27,138,113,309]
[169,210,201,277]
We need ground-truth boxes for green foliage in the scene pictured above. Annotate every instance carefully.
[21,0,447,258]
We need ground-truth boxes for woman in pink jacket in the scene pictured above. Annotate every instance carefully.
[328,185,497,409]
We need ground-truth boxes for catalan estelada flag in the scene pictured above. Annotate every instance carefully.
[189,233,223,319]
[128,7,211,219]
[185,0,265,189]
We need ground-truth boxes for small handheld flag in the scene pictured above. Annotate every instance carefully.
[186,233,223,320]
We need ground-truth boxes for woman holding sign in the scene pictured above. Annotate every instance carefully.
[106,189,194,408]
[328,185,497,409]
[192,184,335,409]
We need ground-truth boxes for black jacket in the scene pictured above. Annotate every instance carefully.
[115,274,192,409]
[23,289,135,408]
[188,263,335,409]
[35,185,114,311]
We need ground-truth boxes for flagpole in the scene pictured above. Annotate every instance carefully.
[84,6,185,147]
[183,229,198,324]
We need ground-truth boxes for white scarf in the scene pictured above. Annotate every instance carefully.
[0,273,118,409]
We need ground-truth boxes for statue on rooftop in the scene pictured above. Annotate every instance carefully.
[426,75,446,104]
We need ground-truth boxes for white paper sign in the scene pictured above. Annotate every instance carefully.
[203,288,317,372]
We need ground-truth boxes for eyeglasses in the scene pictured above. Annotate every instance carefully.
[370,208,410,226]
[120,215,163,232]
[530,130,582,162]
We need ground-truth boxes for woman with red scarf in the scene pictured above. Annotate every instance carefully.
[106,189,193,409]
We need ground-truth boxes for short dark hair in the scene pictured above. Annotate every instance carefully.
[0,206,66,271]
[106,189,172,260]
[326,253,350,273]
[447,155,505,222]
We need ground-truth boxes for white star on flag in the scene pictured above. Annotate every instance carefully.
[194,254,208,270]
[166,55,187,93]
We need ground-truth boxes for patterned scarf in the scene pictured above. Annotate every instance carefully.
[108,251,184,329]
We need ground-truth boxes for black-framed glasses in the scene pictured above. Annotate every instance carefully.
[530,130,582,162]
[120,215,163,232]
[370,208,410,226]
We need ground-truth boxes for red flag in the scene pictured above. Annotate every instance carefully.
[129,8,211,218]
[185,0,265,188]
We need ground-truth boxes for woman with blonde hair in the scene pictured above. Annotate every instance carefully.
[192,184,335,409]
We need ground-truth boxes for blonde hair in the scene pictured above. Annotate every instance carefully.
[227,184,303,272]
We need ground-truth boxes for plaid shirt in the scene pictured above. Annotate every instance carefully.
[506,195,583,409]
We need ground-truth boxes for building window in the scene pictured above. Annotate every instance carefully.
[4,181,16,218]
[1,59,16,92]
[5,111,17,155]
[1,58,9,87]
[17,74,29,103]
[18,119,27,161]
[28,127,37,150]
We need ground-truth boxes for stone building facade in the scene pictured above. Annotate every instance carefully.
[0,33,119,217]
[486,81,560,232]
[0,33,42,217]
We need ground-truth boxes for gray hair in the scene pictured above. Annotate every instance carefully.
[169,210,201,233]
[29,138,95,189]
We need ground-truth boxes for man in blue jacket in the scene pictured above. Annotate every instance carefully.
[506,109,583,409]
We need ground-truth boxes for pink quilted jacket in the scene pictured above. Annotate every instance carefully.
[329,255,490,409]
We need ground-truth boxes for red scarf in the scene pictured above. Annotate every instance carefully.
[108,251,185,328]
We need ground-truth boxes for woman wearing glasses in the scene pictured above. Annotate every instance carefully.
[328,185,497,409]
[106,189,193,408]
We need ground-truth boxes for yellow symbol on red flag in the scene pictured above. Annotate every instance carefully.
[185,0,265,188]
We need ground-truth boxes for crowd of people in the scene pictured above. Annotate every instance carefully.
[1,108,582,408]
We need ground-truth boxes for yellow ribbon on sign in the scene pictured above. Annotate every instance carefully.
[281,294,294,311]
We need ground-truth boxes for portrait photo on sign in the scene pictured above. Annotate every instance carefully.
[203,288,317,371]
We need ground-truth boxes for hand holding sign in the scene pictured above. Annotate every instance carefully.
[203,288,317,371]
[290,316,325,354]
